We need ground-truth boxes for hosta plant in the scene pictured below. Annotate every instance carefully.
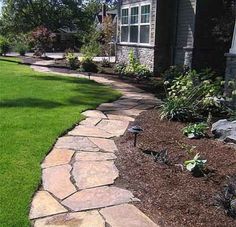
[182,122,208,139]
[184,153,207,176]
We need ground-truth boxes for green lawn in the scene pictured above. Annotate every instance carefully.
[0,57,120,226]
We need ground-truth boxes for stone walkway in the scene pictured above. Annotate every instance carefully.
[29,62,162,226]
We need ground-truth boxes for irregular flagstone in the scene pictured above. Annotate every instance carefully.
[107,114,135,122]
[97,103,128,111]
[62,186,135,211]
[96,119,129,136]
[75,152,117,161]
[29,191,67,220]
[135,103,156,110]
[42,165,76,200]
[55,136,99,152]
[80,117,101,126]
[68,125,114,138]
[41,149,74,168]
[72,161,119,189]
[34,211,105,227]
[100,204,159,227]
[104,109,144,117]
[82,110,107,119]
[89,137,118,153]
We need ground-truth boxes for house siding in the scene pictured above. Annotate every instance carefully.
[174,0,197,67]
[116,0,157,72]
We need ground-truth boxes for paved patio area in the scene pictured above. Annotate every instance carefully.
[29,61,162,226]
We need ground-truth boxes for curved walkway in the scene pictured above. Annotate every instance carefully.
[29,61,162,227]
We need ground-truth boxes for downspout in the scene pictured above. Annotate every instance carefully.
[172,0,180,65]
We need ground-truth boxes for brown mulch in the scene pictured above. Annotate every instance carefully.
[114,109,236,227]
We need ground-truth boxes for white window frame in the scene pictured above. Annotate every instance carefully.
[120,1,151,46]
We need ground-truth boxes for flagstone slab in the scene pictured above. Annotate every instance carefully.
[80,117,101,126]
[82,110,107,119]
[72,161,119,189]
[68,125,114,138]
[100,204,159,227]
[107,114,135,122]
[62,186,135,211]
[55,136,99,152]
[30,191,67,220]
[75,152,117,161]
[89,137,118,153]
[104,109,144,117]
[41,149,74,168]
[96,119,129,136]
[42,165,76,200]
[34,211,105,227]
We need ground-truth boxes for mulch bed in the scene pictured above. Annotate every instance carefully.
[114,109,236,227]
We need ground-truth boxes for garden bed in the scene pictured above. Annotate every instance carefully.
[114,109,236,227]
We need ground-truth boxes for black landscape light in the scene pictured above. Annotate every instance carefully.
[88,72,92,80]
[128,125,143,147]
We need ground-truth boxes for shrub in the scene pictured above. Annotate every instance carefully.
[115,62,127,76]
[29,26,55,57]
[115,49,152,80]
[182,122,208,139]
[13,34,29,56]
[80,41,101,59]
[65,52,79,70]
[80,57,98,73]
[162,65,189,83]
[135,65,152,80]
[101,58,111,68]
[160,97,196,121]
[0,36,10,56]
[161,67,230,121]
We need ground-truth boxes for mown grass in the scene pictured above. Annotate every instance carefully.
[0,57,120,226]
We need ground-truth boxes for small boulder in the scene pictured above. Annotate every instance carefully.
[211,119,236,144]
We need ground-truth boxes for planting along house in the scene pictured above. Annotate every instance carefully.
[116,0,235,75]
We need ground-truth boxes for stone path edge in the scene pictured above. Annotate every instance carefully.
[29,61,162,227]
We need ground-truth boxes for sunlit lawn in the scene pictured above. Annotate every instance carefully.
[0,57,120,226]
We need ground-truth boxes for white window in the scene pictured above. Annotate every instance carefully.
[120,3,151,45]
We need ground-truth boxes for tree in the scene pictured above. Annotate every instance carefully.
[101,15,115,56]
[29,26,55,57]
[0,0,85,36]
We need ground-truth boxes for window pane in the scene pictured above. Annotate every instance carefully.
[122,9,128,24]
[130,26,138,43]
[121,26,129,42]
[140,25,150,43]
[141,5,150,23]
[131,7,139,24]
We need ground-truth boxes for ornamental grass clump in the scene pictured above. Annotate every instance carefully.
[160,67,231,122]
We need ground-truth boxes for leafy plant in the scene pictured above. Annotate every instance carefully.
[12,34,29,56]
[80,41,101,59]
[79,57,98,73]
[215,176,236,219]
[65,52,79,70]
[182,122,208,139]
[115,62,127,76]
[162,65,189,84]
[101,58,111,68]
[0,36,10,56]
[135,64,152,80]
[184,153,207,174]
[160,97,196,121]
[161,67,230,122]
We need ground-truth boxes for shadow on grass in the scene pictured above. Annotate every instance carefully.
[0,57,21,64]
[0,98,63,109]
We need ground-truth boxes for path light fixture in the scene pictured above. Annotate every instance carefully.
[128,125,143,147]
[88,72,92,80]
